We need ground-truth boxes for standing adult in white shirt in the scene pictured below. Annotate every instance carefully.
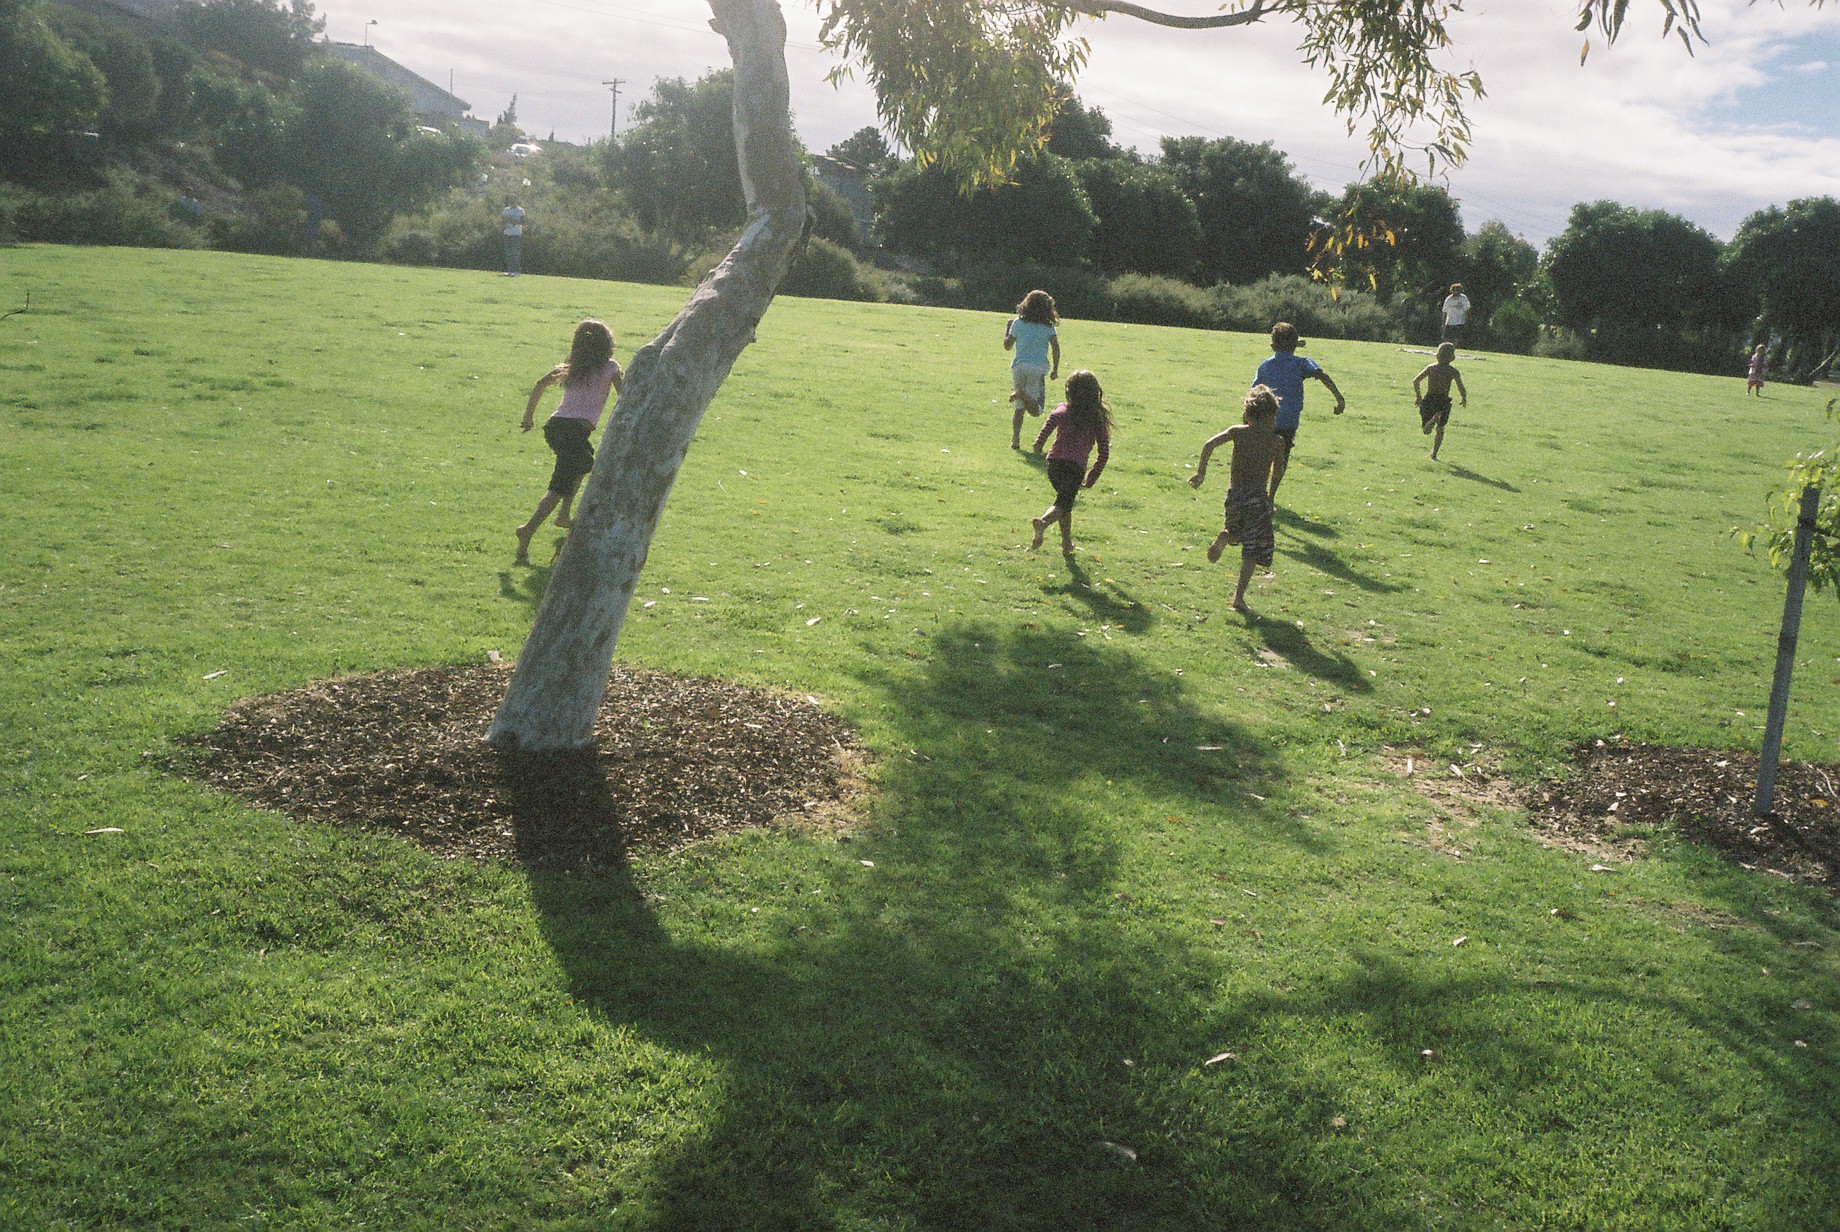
[1440,282,1471,345]
[501,198,526,276]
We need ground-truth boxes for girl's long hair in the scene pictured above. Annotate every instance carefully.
[1062,370,1111,437]
[1015,289,1058,326]
[562,319,615,388]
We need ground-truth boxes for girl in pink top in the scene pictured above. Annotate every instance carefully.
[515,319,624,563]
[1029,370,1113,555]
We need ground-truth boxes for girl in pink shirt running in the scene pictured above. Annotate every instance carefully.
[515,319,623,563]
[1029,370,1113,555]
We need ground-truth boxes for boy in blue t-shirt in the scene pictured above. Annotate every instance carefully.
[1253,321,1345,501]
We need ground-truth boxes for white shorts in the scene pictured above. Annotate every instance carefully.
[1011,363,1049,412]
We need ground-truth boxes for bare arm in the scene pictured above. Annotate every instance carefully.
[521,366,565,431]
[1454,372,1467,405]
[1049,335,1060,378]
[1002,319,1016,351]
[1189,426,1237,488]
[1317,372,1347,415]
[1413,364,1432,401]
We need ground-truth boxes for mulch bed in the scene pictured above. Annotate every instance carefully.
[184,665,1839,891]
[183,663,867,871]
[1526,739,1840,887]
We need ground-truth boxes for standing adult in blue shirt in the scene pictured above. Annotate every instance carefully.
[1253,322,1345,502]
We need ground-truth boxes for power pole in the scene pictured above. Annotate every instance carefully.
[602,79,623,139]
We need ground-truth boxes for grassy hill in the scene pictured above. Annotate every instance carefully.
[2,244,1837,1229]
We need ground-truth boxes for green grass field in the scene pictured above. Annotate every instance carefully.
[3,243,1837,1230]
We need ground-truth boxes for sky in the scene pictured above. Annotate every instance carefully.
[310,0,1840,246]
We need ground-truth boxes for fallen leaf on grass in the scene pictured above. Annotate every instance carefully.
[1099,1141,1138,1163]
[203,670,226,680]
[85,827,124,835]
[1452,935,1468,947]
[1205,1052,1238,1065]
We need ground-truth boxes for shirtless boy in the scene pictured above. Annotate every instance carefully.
[1412,341,1468,461]
[1190,385,1283,613]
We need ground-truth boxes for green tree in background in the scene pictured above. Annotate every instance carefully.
[604,70,747,241]
[176,0,321,79]
[1332,177,1464,302]
[46,7,163,139]
[1726,197,1840,379]
[1460,220,1541,350]
[1159,135,1323,286]
[218,57,477,243]
[1073,158,1200,278]
[873,151,1096,269]
[1544,200,1748,371]
[825,125,895,173]
[1044,94,1125,162]
[0,0,106,158]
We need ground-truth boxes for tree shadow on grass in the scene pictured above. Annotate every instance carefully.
[515,623,1374,1229]
[1194,946,1840,1221]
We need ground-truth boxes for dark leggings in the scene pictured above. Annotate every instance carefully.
[1047,458,1085,511]
[543,417,594,496]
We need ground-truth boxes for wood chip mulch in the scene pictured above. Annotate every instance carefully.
[181,663,868,871]
[1526,740,1840,887]
[183,664,1839,892]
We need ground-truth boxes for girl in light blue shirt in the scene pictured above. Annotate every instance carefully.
[1003,289,1061,448]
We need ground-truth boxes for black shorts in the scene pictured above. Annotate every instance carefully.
[1420,391,1452,429]
[1047,457,1085,510]
[543,416,594,497]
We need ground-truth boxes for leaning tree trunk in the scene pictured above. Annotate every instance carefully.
[487,0,805,750]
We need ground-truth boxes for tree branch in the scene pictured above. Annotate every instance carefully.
[1055,0,1273,30]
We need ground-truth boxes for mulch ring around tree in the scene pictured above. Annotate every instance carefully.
[1522,739,1840,888]
[187,666,1839,891]
[183,663,869,871]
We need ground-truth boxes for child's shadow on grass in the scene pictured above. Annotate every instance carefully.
[496,553,563,610]
[1444,464,1519,492]
[1045,555,1155,633]
[1243,609,1375,693]
[1276,537,1406,596]
[514,623,1350,1228]
[1275,506,1339,538]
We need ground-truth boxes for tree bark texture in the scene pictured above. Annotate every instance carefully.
[487,0,805,750]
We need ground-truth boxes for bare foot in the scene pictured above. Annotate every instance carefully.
[1207,532,1231,564]
[514,524,534,563]
[1030,518,1045,550]
[1232,597,1252,614]
[554,514,573,529]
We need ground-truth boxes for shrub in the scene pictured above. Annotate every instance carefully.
[778,237,886,303]
[6,170,202,249]
[1207,275,1404,342]
[1531,327,1592,362]
[952,261,1112,320]
[382,229,440,267]
[1484,299,1542,355]
[208,184,309,255]
[1106,274,1220,330]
